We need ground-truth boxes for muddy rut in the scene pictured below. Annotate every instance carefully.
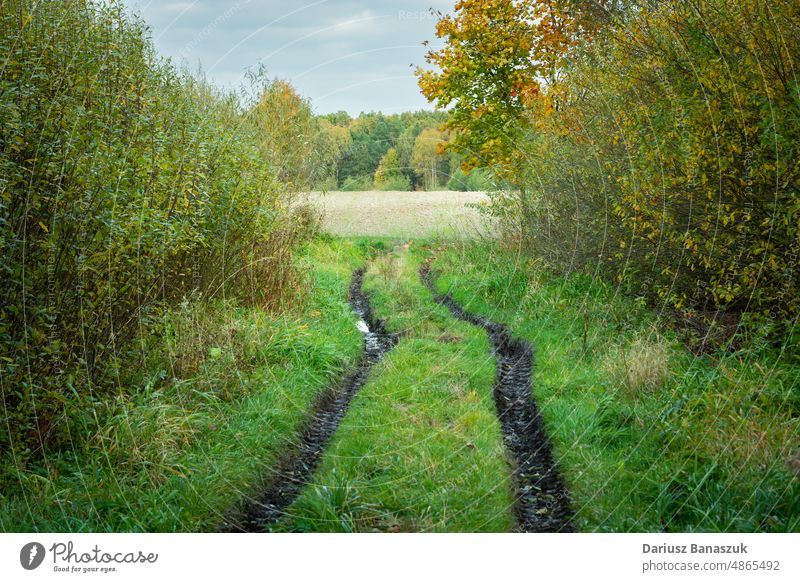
[421,262,573,532]
[224,268,397,532]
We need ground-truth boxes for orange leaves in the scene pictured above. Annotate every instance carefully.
[415,0,578,173]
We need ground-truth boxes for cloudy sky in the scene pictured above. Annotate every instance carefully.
[122,0,454,115]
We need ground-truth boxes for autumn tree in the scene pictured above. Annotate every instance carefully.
[419,0,800,327]
[253,79,317,190]
[411,128,449,190]
[374,147,410,190]
[415,0,596,174]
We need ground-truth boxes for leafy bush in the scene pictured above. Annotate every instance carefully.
[0,0,304,459]
[448,167,494,191]
[313,176,338,192]
[373,147,406,190]
[419,0,800,333]
[376,176,412,191]
[340,175,374,191]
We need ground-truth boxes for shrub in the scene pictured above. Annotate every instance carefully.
[0,0,304,459]
[374,148,408,190]
[419,0,800,334]
[313,176,338,192]
[376,175,412,191]
[340,175,374,191]
[448,167,494,191]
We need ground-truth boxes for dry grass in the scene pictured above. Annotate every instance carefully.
[305,190,492,238]
[604,330,673,397]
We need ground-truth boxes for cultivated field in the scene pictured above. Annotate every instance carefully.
[306,190,492,238]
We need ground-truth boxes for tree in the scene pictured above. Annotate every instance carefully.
[253,79,317,190]
[411,128,449,190]
[395,123,423,187]
[419,0,800,325]
[415,0,604,175]
[338,113,400,184]
[374,148,410,190]
[416,0,537,176]
[315,118,352,186]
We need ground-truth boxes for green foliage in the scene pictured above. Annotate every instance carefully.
[253,77,331,191]
[0,239,366,531]
[0,0,305,459]
[376,176,412,191]
[422,0,800,333]
[340,175,374,191]
[374,148,410,190]
[447,167,494,191]
[434,241,800,532]
[410,128,450,190]
[315,110,449,191]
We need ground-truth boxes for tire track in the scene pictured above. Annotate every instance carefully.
[421,261,573,532]
[224,268,397,532]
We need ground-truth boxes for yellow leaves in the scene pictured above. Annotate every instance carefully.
[38,221,49,233]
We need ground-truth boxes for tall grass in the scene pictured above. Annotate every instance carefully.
[0,240,366,531]
[433,241,799,531]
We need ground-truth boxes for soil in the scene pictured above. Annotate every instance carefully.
[421,261,574,532]
[223,268,397,532]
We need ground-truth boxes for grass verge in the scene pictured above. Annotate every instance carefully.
[0,238,369,532]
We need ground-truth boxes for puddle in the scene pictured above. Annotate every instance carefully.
[224,268,397,532]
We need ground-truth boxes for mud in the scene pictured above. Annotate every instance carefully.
[224,268,397,532]
[421,262,573,532]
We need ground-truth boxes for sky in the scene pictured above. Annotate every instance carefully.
[122,0,454,116]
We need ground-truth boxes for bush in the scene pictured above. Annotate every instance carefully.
[536,0,800,327]
[313,176,338,192]
[448,167,494,191]
[376,175,412,191]
[422,0,800,332]
[340,175,374,191]
[0,0,303,459]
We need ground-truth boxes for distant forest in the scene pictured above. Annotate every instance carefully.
[313,110,495,191]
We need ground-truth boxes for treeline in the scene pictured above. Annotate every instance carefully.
[313,110,495,191]
[0,0,319,459]
[419,0,800,333]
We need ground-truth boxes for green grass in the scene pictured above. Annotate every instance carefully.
[431,241,800,532]
[4,235,796,532]
[273,241,516,532]
[0,239,370,532]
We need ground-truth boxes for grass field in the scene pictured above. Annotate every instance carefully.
[306,190,492,238]
[4,234,797,532]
